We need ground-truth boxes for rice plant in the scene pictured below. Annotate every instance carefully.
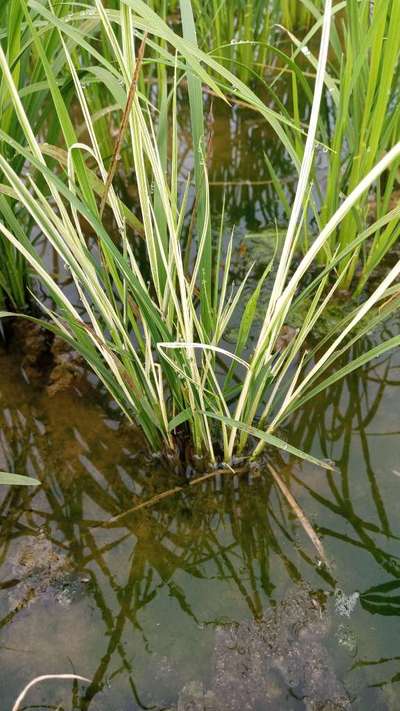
[280,0,318,31]
[1,0,400,472]
[0,0,28,309]
[282,0,400,289]
[0,0,74,309]
[180,0,273,83]
[146,0,322,82]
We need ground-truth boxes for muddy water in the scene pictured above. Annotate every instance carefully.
[1,315,400,710]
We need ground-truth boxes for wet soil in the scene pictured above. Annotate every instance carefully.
[7,530,91,611]
[174,587,350,711]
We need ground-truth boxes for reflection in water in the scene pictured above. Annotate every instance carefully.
[196,98,297,234]
[288,318,400,700]
[1,318,400,709]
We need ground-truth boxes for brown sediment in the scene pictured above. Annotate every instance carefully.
[274,324,298,353]
[9,320,51,383]
[46,337,84,397]
[6,321,86,396]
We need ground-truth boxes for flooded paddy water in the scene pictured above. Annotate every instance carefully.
[1,102,400,710]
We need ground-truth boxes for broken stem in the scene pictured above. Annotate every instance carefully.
[267,462,330,569]
[99,32,148,217]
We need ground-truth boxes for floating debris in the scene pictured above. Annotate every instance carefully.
[334,589,360,618]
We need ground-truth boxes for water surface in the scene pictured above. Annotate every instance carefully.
[1,317,400,710]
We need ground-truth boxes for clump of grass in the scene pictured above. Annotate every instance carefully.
[0,0,28,309]
[0,223,27,310]
[146,0,321,82]
[280,0,318,31]
[1,0,400,472]
[281,0,400,289]
[0,0,75,310]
